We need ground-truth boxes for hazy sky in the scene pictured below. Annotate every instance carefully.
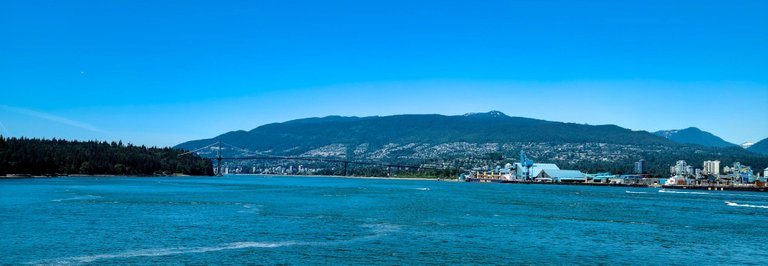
[1,0,766,147]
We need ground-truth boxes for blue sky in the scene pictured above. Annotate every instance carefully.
[1,0,766,147]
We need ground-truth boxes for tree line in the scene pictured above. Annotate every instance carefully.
[0,136,214,176]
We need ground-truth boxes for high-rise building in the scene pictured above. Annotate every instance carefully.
[703,160,720,176]
[673,160,689,176]
[634,159,645,174]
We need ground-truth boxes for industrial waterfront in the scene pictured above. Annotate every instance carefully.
[462,151,768,192]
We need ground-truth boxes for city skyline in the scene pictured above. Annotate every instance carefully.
[1,0,766,146]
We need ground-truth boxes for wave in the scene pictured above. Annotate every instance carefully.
[50,195,102,202]
[720,193,768,199]
[33,241,298,265]
[415,188,430,191]
[625,191,647,194]
[725,201,768,209]
[658,189,711,195]
[32,223,401,265]
[237,204,261,214]
[361,223,401,234]
[659,190,768,200]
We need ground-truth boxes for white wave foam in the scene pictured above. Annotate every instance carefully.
[725,201,768,209]
[50,195,102,202]
[720,193,768,199]
[658,189,711,195]
[625,191,647,194]
[237,204,261,214]
[33,223,401,265]
[415,188,430,191]
[657,189,768,200]
[361,223,401,234]
[33,241,297,265]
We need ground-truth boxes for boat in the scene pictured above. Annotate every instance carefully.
[664,175,687,186]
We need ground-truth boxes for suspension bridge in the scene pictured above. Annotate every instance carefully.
[180,141,456,177]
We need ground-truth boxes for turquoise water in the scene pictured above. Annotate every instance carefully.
[2,175,767,265]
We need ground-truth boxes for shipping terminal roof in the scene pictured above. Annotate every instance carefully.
[541,169,585,181]
[515,163,560,177]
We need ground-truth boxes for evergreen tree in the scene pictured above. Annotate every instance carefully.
[0,137,214,176]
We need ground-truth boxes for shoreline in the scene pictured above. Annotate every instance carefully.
[229,173,458,182]
[0,173,457,182]
[463,177,768,192]
[4,174,765,192]
[0,173,194,179]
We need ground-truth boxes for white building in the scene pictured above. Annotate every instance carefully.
[703,160,720,176]
[514,163,559,180]
[537,169,586,182]
[672,160,690,176]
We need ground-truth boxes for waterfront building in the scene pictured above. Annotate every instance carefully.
[732,162,742,182]
[471,165,514,181]
[741,167,754,183]
[672,160,690,176]
[703,160,720,176]
[611,175,644,185]
[536,169,586,183]
[634,159,644,174]
[731,162,756,183]
[513,162,559,180]
[585,172,618,183]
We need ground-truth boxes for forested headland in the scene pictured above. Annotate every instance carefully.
[0,136,213,176]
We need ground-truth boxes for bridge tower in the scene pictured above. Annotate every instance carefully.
[216,141,222,176]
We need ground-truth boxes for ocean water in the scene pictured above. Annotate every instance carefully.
[1,175,767,265]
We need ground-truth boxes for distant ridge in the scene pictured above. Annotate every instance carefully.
[176,111,768,177]
[653,127,737,148]
[178,111,673,153]
[747,138,768,155]
[462,110,508,118]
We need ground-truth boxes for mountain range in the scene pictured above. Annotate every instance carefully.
[653,128,768,156]
[747,138,768,155]
[176,111,767,177]
[653,127,737,148]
